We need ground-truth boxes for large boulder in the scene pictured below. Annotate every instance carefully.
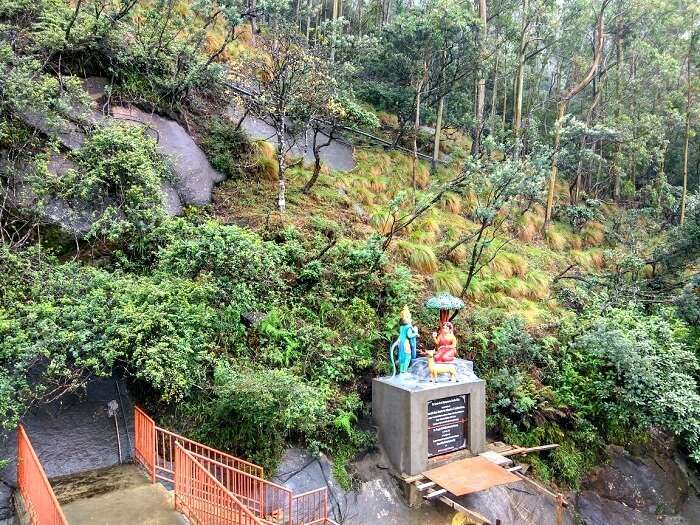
[12,77,225,235]
[576,444,700,525]
[274,447,580,525]
[583,445,688,514]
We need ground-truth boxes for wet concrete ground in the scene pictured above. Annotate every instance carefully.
[60,465,185,525]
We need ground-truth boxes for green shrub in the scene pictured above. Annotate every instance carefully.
[199,117,253,179]
[193,363,329,471]
[33,124,169,243]
[558,304,700,461]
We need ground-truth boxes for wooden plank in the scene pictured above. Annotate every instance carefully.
[501,444,559,457]
[507,466,523,472]
[479,450,513,467]
[403,474,426,484]
[438,497,491,525]
[513,471,560,500]
[423,457,519,497]
[415,481,436,491]
[487,441,513,453]
[425,489,447,499]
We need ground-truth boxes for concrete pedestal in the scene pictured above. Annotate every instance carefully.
[372,367,486,477]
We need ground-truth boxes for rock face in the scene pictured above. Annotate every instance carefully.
[576,445,700,525]
[0,378,134,524]
[111,105,225,211]
[10,77,226,235]
[228,106,357,172]
[274,447,580,525]
[584,445,688,514]
[273,448,454,525]
[459,482,576,525]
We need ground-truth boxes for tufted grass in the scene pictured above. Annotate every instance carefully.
[432,266,466,295]
[440,192,462,214]
[395,240,439,274]
[581,221,605,247]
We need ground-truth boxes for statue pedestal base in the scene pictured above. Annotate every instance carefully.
[372,364,486,477]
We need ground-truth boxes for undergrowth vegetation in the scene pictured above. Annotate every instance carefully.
[2,0,700,497]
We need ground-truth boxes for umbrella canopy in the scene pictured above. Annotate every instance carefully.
[425,292,465,311]
[425,293,465,325]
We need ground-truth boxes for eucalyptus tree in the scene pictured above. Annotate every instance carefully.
[353,0,479,177]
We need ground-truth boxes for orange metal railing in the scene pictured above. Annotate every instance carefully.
[175,442,264,525]
[184,449,293,523]
[135,407,263,485]
[291,487,328,525]
[134,407,336,525]
[16,425,68,525]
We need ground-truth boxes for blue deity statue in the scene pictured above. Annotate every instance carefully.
[390,306,418,375]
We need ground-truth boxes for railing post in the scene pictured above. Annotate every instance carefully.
[173,442,178,511]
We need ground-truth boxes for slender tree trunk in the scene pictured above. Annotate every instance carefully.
[471,0,487,158]
[502,75,508,127]
[513,0,528,158]
[680,33,695,225]
[412,84,423,196]
[490,50,499,122]
[303,129,334,193]
[305,0,312,43]
[433,95,445,171]
[357,0,363,35]
[546,101,566,227]
[250,0,257,44]
[614,37,624,201]
[544,1,609,228]
[276,122,287,212]
[412,66,428,197]
[329,0,339,63]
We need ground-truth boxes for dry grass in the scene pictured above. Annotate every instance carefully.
[515,207,545,242]
[546,226,568,251]
[354,187,375,206]
[463,191,478,216]
[525,271,550,300]
[378,112,399,129]
[446,244,468,265]
[568,233,583,250]
[367,173,387,193]
[570,250,593,270]
[505,278,531,299]
[395,240,439,274]
[440,192,462,214]
[414,162,430,189]
[503,252,528,277]
[369,211,393,234]
[581,221,605,247]
[252,141,278,181]
[432,266,466,295]
[588,249,605,269]
[488,253,515,279]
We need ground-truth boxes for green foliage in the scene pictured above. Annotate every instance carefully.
[558,303,700,462]
[0,244,223,431]
[558,202,602,232]
[198,117,253,179]
[28,124,169,243]
[193,363,328,471]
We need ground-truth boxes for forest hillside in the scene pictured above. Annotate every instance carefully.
[1,0,700,522]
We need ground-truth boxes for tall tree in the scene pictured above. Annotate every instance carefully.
[471,0,487,157]
[680,29,697,225]
[544,0,610,229]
